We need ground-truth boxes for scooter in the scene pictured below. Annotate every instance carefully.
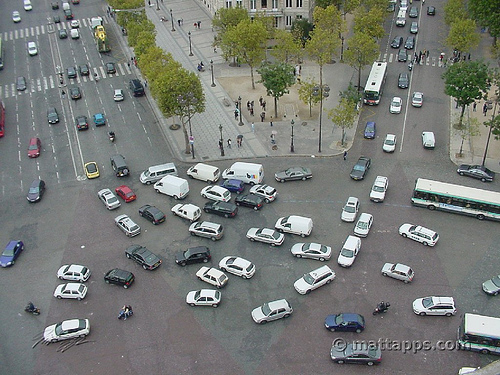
[25,302,40,315]
[108,131,115,143]
[118,305,133,320]
[408,61,413,71]
[373,301,390,315]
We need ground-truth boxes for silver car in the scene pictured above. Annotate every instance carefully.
[246,227,284,246]
[98,188,121,210]
[189,221,223,241]
[381,263,414,283]
[251,299,293,324]
[114,214,141,237]
[290,243,332,261]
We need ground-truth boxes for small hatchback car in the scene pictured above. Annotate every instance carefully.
[251,299,293,324]
[175,246,211,266]
[381,262,414,283]
[114,214,141,237]
[138,204,165,225]
[196,267,228,288]
[104,268,135,288]
[219,256,256,279]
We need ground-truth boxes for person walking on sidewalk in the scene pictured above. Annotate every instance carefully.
[227,139,232,149]
[473,102,477,112]
[483,103,488,116]
[251,122,255,133]
[343,150,348,160]
[260,112,265,122]
[234,109,239,120]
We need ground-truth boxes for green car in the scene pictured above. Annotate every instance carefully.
[93,113,106,126]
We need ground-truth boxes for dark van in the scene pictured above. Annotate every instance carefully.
[129,79,145,96]
[111,154,129,177]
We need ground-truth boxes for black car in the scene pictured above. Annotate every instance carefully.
[125,245,162,270]
[398,49,407,62]
[274,167,312,182]
[330,343,381,365]
[106,62,116,74]
[427,6,435,15]
[75,115,88,130]
[58,29,67,39]
[203,201,238,218]
[350,156,371,180]
[324,313,366,333]
[79,64,90,76]
[104,268,135,288]
[390,36,403,48]
[16,76,26,91]
[404,36,415,50]
[64,9,73,20]
[47,107,59,124]
[51,2,59,9]
[70,86,81,100]
[409,6,418,18]
[457,164,495,182]
[398,73,409,89]
[175,246,211,266]
[138,204,166,225]
[53,15,61,23]
[235,194,264,210]
[27,179,45,203]
[67,66,77,78]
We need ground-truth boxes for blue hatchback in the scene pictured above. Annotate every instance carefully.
[0,240,24,267]
[93,113,106,126]
[364,121,376,139]
[324,313,365,333]
[220,179,245,194]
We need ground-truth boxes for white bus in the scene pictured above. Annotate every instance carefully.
[363,61,387,105]
[411,178,500,221]
[458,313,500,355]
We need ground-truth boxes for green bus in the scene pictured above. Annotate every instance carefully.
[458,313,500,355]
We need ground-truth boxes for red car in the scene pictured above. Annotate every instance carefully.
[27,137,41,158]
[115,185,136,203]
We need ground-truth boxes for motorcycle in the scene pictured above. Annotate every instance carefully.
[108,131,115,143]
[25,302,40,315]
[373,301,390,315]
[408,61,413,71]
[118,305,133,320]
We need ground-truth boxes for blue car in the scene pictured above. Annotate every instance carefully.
[93,113,106,127]
[324,313,365,333]
[220,179,245,194]
[0,240,24,267]
[364,122,376,139]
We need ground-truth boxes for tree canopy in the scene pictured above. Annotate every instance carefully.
[257,62,296,118]
[445,18,480,53]
[343,32,380,91]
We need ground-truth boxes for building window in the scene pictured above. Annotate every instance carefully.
[296,14,302,19]
[285,0,292,7]
[236,0,242,6]
[226,0,232,7]
[273,16,279,27]
[285,15,292,26]
[272,0,278,9]
[250,0,256,10]
[296,0,302,7]
[261,0,267,8]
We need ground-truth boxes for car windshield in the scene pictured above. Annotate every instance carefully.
[373,185,385,192]
[29,186,39,193]
[87,164,97,173]
[340,248,354,257]
[385,139,395,145]
[421,297,434,308]
[344,206,356,213]
[303,273,316,285]
[28,144,38,150]
[353,165,365,171]
[54,323,63,336]
[194,290,201,300]
[261,303,271,316]
[491,276,500,287]
[3,248,15,256]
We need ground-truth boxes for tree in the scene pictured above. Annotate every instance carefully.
[353,7,385,39]
[257,62,296,118]
[139,47,177,81]
[443,0,468,26]
[291,19,314,48]
[298,78,321,117]
[222,19,268,89]
[343,32,380,91]
[271,29,303,64]
[483,69,500,165]
[445,18,480,54]
[212,8,249,37]
[442,60,491,128]
[339,82,362,104]
[469,0,500,45]
[328,97,359,146]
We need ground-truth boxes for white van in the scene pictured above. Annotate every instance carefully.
[275,215,313,237]
[422,131,435,149]
[140,163,178,184]
[222,162,264,185]
[154,175,189,199]
[187,163,220,183]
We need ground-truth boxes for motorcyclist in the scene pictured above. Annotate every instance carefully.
[108,131,115,142]
[197,62,205,72]
[26,301,35,312]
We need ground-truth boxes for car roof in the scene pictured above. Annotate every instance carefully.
[309,265,333,277]
[267,299,290,309]
[358,212,372,221]
[197,221,221,229]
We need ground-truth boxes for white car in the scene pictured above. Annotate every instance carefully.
[113,89,124,102]
[353,213,373,237]
[412,92,423,107]
[98,188,121,210]
[186,289,221,307]
[171,203,201,222]
[369,176,388,202]
[27,41,37,56]
[70,20,80,28]
[381,262,414,283]
[44,319,90,343]
[12,11,21,23]
[249,184,277,203]
[390,96,402,114]
[57,264,91,282]
[246,227,284,246]
[196,267,228,288]
[383,134,397,153]
[251,299,293,324]
[189,221,223,241]
[290,243,332,261]
[412,296,457,316]
[294,265,336,294]
[114,214,141,237]
[399,223,439,246]
[201,185,231,202]
[341,196,359,222]
[219,256,255,279]
[337,235,361,268]
[53,283,88,300]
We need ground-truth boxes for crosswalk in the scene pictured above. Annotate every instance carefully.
[0,62,132,99]
[2,17,109,41]
[381,53,439,67]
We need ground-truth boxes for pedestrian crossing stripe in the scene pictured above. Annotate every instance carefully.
[379,53,437,67]
[2,17,109,41]
[0,62,133,99]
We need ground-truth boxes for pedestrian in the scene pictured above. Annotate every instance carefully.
[483,103,488,116]
[237,137,242,147]
[249,107,254,116]
[178,19,181,26]
[61,90,66,98]
[251,122,255,133]
[227,139,232,148]
[270,119,273,127]
[473,102,477,112]
[455,100,459,109]
[343,150,348,160]
[426,50,429,58]
[127,62,130,68]
[144,80,147,88]
[260,112,265,122]
[262,101,266,111]
[259,96,263,107]
[270,133,275,144]
[234,109,239,120]
[247,101,251,110]
[468,53,471,60]
[197,21,201,29]
[194,22,197,28]
[148,0,151,6]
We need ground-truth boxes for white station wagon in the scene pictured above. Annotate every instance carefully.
[399,223,439,246]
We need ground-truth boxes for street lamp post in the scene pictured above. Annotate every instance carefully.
[170,9,175,31]
[482,100,498,166]
[210,60,216,87]
[313,84,330,153]
[219,124,225,157]
[290,119,295,153]
[238,96,243,126]
[188,31,193,56]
